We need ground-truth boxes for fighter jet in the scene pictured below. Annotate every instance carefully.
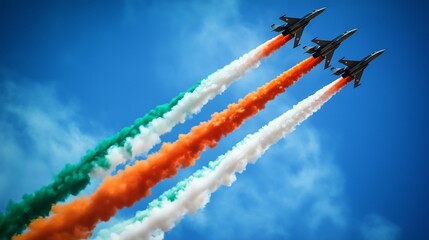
[331,49,385,88]
[271,7,327,48]
[303,28,357,69]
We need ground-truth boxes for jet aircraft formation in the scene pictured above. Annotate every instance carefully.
[272,7,384,87]
[2,7,386,240]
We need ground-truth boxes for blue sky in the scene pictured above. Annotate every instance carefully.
[0,0,428,239]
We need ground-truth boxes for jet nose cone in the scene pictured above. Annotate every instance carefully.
[372,49,385,58]
[313,7,327,15]
[349,28,358,34]
[344,28,358,36]
[376,49,386,55]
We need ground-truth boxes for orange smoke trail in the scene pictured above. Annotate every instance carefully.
[16,56,322,240]
[259,34,292,57]
[327,76,354,95]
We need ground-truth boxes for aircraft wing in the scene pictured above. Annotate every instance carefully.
[324,51,334,69]
[312,38,330,47]
[279,16,300,24]
[353,70,364,88]
[293,28,304,48]
[339,58,359,67]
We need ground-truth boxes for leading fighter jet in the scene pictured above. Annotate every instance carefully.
[303,28,357,69]
[331,50,385,88]
[271,7,327,48]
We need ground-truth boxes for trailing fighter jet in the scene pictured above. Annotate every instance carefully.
[303,28,357,69]
[331,50,385,88]
[271,7,327,48]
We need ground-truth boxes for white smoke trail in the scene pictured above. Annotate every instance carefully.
[94,77,347,239]
[91,35,286,177]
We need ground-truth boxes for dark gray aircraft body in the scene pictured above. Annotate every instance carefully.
[303,28,357,69]
[331,50,385,88]
[271,7,327,48]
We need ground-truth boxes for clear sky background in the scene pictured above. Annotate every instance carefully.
[0,0,428,239]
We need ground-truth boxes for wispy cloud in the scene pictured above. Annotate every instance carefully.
[0,72,101,210]
[360,214,401,240]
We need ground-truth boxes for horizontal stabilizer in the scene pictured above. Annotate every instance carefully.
[303,46,317,54]
[331,67,345,76]
[271,24,285,32]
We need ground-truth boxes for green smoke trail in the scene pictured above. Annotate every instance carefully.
[0,81,201,240]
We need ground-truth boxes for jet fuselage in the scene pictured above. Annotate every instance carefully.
[283,8,326,35]
[342,50,384,78]
[313,29,357,58]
